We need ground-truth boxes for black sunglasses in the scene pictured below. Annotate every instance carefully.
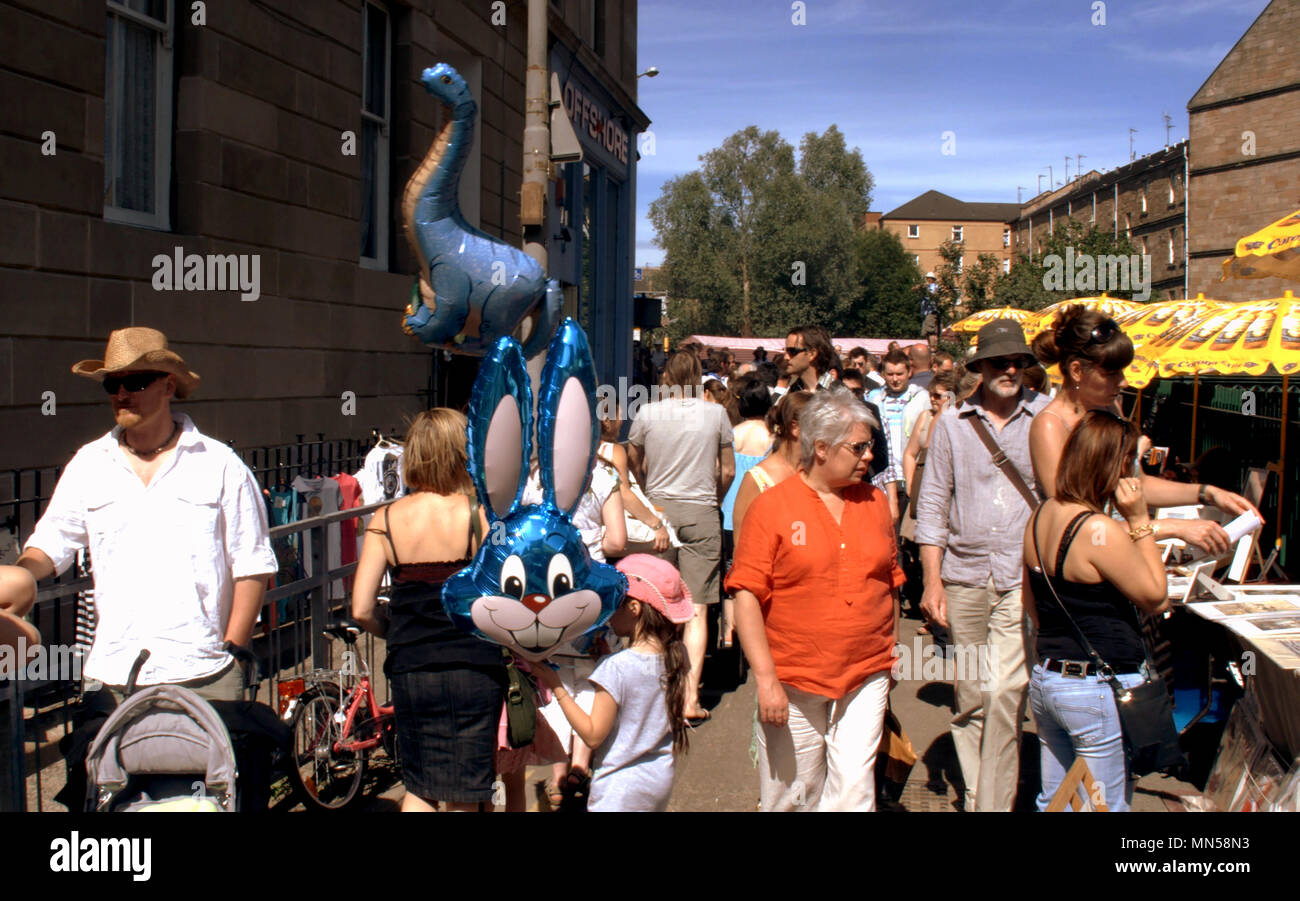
[985,356,1032,371]
[838,440,872,457]
[784,346,808,357]
[102,372,166,395]
[1085,319,1121,347]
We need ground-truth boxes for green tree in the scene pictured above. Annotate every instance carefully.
[649,124,872,338]
[962,253,1004,313]
[993,220,1143,311]
[847,228,923,337]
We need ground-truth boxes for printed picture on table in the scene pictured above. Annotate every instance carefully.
[1208,598,1300,617]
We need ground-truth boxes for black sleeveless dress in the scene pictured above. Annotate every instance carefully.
[371,503,505,803]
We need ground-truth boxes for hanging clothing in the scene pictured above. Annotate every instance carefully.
[291,476,343,601]
[359,444,406,506]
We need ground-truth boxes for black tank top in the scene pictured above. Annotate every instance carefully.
[372,502,503,674]
[1028,509,1146,672]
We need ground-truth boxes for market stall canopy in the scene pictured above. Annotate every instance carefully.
[950,307,1036,334]
[1027,295,1146,340]
[1146,292,1300,380]
[1116,294,1226,388]
[686,335,926,363]
[1222,209,1300,282]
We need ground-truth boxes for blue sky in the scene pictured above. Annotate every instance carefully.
[632,0,1272,267]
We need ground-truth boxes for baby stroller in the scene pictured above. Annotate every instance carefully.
[77,645,289,812]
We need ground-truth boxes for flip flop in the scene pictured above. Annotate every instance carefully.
[685,710,711,726]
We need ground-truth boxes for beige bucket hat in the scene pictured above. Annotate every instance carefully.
[71,327,200,399]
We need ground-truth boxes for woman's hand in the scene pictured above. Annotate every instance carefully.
[1112,477,1148,523]
[532,661,562,691]
[1161,517,1232,557]
[757,674,789,727]
[1137,434,1153,462]
[1204,485,1259,521]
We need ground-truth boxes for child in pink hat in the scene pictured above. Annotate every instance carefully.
[534,554,693,811]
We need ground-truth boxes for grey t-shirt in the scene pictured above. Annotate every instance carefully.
[588,648,674,812]
[628,396,732,505]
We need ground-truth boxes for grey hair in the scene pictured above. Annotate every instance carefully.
[799,385,879,470]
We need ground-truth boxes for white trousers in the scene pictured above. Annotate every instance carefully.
[756,672,890,812]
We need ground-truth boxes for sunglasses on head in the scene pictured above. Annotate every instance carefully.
[102,372,166,395]
[1085,319,1121,347]
[985,356,1032,371]
[784,346,808,357]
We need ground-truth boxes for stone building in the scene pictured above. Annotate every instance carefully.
[1187,0,1300,301]
[1011,142,1189,302]
[879,191,1019,280]
[0,0,647,471]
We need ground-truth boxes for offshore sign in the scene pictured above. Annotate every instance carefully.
[563,80,629,165]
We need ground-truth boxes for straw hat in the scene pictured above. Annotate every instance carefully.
[71,327,200,399]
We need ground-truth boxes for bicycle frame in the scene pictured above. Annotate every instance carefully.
[334,676,395,754]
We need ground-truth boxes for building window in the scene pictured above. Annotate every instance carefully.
[1125,214,1131,240]
[360,1,391,268]
[955,255,963,272]
[907,224,919,238]
[913,255,920,266]
[1169,231,1176,265]
[952,225,963,243]
[104,0,174,229]
[592,0,606,58]
[1141,236,1149,256]
[1002,228,1010,248]
[1141,184,1148,213]
[1169,176,1177,204]
[1001,258,1010,274]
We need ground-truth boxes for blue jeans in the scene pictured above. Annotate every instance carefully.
[1029,663,1146,812]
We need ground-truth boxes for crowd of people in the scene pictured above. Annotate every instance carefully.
[0,312,1263,813]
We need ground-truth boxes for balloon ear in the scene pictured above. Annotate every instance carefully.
[537,318,599,517]
[467,337,532,521]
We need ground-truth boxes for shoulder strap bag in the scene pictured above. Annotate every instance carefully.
[1030,508,1185,777]
[967,414,1040,512]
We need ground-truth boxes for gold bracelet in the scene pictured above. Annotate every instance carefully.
[1129,522,1158,541]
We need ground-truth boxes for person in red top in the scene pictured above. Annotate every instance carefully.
[727,385,903,811]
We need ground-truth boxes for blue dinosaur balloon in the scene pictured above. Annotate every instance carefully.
[401,63,562,358]
[443,319,626,661]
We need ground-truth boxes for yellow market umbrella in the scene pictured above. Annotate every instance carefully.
[1147,292,1300,379]
[1115,294,1226,388]
[950,307,1035,334]
[1222,209,1300,282]
[1026,295,1146,340]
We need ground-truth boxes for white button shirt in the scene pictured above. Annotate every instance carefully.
[26,414,276,686]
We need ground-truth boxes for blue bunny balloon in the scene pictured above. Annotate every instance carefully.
[442,319,627,661]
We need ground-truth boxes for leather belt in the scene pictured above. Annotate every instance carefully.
[1042,658,1141,678]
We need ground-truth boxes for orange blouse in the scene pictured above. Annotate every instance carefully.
[725,475,903,699]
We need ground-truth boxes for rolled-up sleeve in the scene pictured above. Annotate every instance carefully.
[913,413,953,550]
[723,492,780,604]
[25,455,89,576]
[223,460,277,579]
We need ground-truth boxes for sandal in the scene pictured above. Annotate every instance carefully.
[539,779,564,810]
[560,766,591,812]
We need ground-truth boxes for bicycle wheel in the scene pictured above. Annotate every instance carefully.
[288,687,367,811]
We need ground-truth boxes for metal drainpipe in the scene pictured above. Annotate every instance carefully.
[522,0,551,403]
[1184,146,1190,298]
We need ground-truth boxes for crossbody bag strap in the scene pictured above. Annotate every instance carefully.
[968,414,1040,511]
[1030,506,1116,678]
[468,497,483,552]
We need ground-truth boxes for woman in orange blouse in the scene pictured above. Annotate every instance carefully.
[727,385,903,812]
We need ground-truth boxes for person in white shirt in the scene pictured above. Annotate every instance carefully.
[0,328,275,701]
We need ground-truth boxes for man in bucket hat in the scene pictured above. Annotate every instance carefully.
[912,319,1049,811]
[0,327,275,700]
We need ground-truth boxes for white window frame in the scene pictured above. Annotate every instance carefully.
[907,224,919,239]
[103,0,173,230]
[952,225,963,243]
[1169,231,1175,265]
[1169,177,1177,204]
[360,1,392,270]
[913,254,920,266]
[955,255,963,273]
[1001,258,1011,274]
[1141,183,1148,213]
[1125,214,1131,239]
[1002,228,1010,248]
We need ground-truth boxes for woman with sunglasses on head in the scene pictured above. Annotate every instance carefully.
[1022,410,1170,811]
[726,386,904,811]
[1029,305,1258,556]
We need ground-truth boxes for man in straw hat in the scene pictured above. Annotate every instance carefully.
[0,327,275,700]
[912,319,1049,811]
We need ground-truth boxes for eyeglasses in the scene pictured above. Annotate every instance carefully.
[985,356,1032,371]
[837,440,872,457]
[1085,319,1121,347]
[784,346,808,357]
[102,372,166,395]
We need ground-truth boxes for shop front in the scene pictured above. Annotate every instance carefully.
[548,47,647,384]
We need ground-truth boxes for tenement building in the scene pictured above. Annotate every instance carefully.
[880,190,1020,280]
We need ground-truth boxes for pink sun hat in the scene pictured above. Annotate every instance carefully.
[615,554,694,624]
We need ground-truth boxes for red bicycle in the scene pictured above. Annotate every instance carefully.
[281,621,397,811]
